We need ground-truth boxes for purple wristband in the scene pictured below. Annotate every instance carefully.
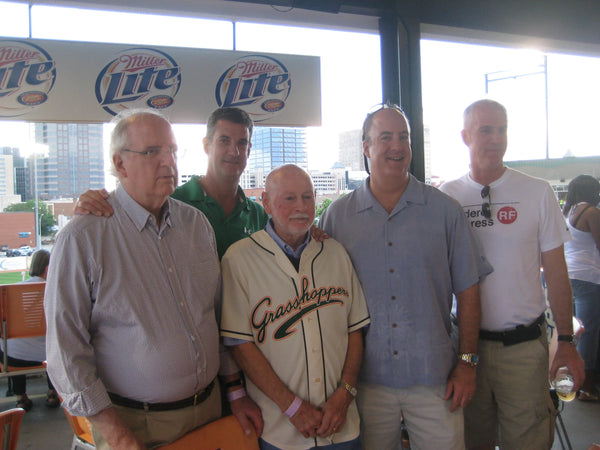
[227,388,247,402]
[284,396,302,418]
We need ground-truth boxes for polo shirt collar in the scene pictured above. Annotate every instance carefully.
[194,176,252,211]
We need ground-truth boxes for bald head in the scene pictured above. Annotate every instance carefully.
[263,165,315,249]
[463,99,507,129]
[265,165,313,193]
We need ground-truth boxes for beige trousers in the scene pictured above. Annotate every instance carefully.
[91,383,221,450]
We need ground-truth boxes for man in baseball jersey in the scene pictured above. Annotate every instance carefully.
[440,99,585,449]
[220,164,370,450]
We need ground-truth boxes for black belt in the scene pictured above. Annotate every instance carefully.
[108,380,214,412]
[479,313,545,346]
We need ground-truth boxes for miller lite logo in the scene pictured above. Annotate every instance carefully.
[216,55,290,122]
[95,47,181,116]
[0,40,56,117]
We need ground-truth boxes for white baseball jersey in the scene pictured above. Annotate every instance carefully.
[221,230,370,450]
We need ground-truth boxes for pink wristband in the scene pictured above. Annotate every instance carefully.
[227,388,247,402]
[284,396,302,418]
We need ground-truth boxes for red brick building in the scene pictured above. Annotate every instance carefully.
[0,212,36,249]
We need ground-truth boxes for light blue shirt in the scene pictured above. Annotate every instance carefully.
[320,175,490,388]
[265,219,311,260]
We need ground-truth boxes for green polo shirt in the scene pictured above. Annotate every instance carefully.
[171,175,268,259]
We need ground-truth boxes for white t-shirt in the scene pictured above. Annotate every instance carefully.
[441,168,570,331]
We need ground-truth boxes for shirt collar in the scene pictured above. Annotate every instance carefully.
[355,174,425,214]
[115,184,171,232]
[193,176,252,211]
[265,219,311,259]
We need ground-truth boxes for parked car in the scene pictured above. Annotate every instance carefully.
[5,249,21,257]
[17,246,34,256]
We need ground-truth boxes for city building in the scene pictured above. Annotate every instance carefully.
[34,123,105,199]
[242,127,307,188]
[338,129,365,172]
[338,125,431,183]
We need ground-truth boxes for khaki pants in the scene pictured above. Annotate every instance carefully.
[465,331,555,449]
[357,382,464,450]
[92,383,221,449]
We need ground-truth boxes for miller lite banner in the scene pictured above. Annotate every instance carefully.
[0,38,321,125]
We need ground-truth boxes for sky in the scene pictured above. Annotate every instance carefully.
[1,1,600,189]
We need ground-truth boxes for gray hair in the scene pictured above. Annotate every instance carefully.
[108,109,170,177]
[463,99,507,128]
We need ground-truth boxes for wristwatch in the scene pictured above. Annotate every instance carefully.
[340,380,357,397]
[557,334,578,346]
[458,353,479,367]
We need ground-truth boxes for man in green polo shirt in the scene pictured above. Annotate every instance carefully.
[171,107,268,258]
[76,107,268,258]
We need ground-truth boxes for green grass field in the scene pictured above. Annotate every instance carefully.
[0,272,29,284]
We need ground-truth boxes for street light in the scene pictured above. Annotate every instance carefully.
[38,213,44,248]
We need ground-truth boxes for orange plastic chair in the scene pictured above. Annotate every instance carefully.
[0,408,26,450]
[0,282,47,378]
[160,415,259,450]
[63,409,95,450]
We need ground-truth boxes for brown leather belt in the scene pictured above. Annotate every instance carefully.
[479,313,545,346]
[108,379,214,412]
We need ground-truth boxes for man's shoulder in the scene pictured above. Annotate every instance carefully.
[168,196,211,225]
[504,167,549,187]
[171,176,202,202]
[326,189,360,213]
[223,230,269,260]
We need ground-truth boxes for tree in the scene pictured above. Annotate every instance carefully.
[316,198,332,219]
[3,200,56,236]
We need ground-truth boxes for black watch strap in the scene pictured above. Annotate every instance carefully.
[557,334,576,345]
[224,379,243,389]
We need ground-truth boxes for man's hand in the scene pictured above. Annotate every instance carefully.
[230,394,264,437]
[316,387,351,437]
[75,189,113,217]
[444,362,476,412]
[309,225,329,242]
[289,400,323,439]
[88,407,146,450]
[550,342,585,391]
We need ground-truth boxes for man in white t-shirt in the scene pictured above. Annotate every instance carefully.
[440,99,584,449]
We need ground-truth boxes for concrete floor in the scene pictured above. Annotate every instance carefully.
[1,374,599,449]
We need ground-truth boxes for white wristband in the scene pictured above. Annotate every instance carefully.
[227,388,247,402]
[284,396,302,418]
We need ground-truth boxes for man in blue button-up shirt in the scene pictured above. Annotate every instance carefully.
[320,105,490,450]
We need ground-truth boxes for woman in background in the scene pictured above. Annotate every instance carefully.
[563,175,600,401]
[0,249,59,411]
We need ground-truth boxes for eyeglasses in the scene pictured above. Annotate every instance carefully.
[481,185,492,219]
[122,147,177,159]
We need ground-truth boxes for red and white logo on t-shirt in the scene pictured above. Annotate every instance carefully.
[497,206,518,224]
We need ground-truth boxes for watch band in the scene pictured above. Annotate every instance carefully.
[340,380,357,397]
[458,352,479,367]
[224,379,243,389]
[557,334,577,345]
